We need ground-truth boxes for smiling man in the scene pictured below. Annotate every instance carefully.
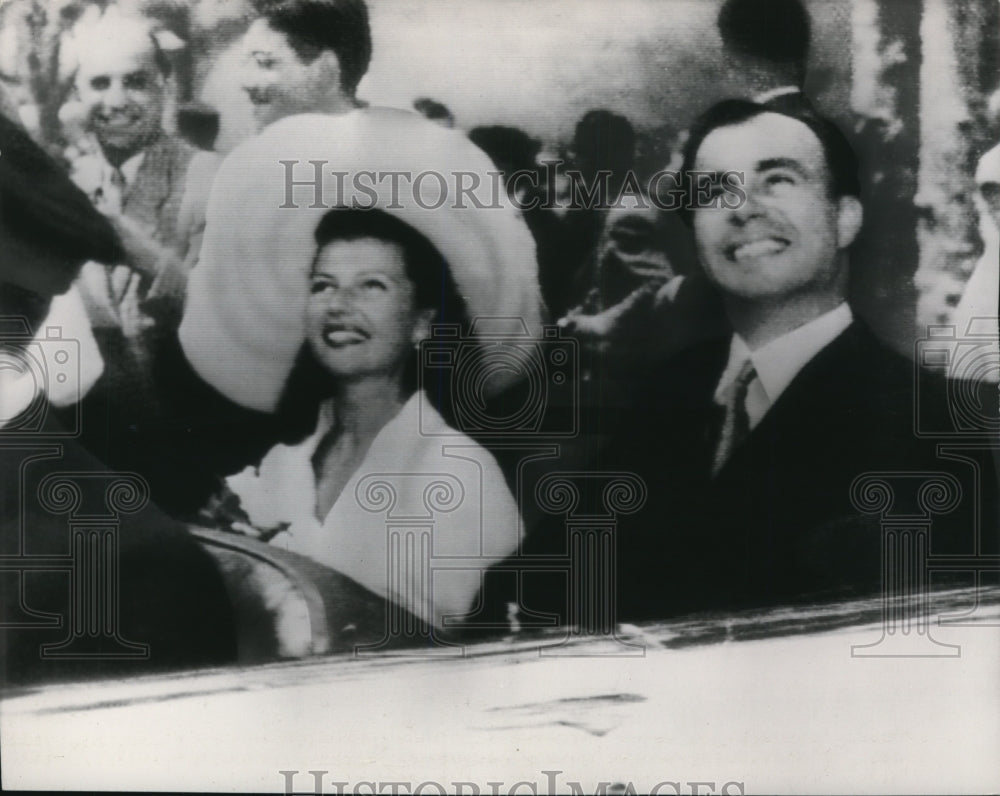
[483,99,998,626]
[239,0,371,131]
[68,7,217,333]
[686,101,863,434]
[597,98,998,615]
[63,6,220,503]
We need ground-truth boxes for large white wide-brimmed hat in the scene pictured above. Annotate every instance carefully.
[180,108,544,412]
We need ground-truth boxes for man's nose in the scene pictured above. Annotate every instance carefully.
[240,63,269,92]
[729,188,768,225]
[103,80,128,110]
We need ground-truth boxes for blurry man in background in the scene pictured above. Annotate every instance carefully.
[950,88,1000,381]
[61,5,219,510]
[68,5,215,337]
[239,0,371,131]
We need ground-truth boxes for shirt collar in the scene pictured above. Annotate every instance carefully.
[716,303,853,408]
[753,85,802,104]
[94,144,146,188]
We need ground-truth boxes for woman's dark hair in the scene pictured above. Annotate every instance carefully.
[275,208,469,436]
[311,207,467,325]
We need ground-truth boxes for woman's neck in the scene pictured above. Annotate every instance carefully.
[312,376,412,522]
[327,375,410,443]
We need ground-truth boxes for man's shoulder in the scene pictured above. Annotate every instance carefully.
[144,133,198,169]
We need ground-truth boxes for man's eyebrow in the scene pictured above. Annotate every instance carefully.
[756,157,810,177]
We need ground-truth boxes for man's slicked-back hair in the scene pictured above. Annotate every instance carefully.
[252,0,372,94]
[679,97,860,222]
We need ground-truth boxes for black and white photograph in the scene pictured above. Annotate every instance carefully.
[1,0,998,792]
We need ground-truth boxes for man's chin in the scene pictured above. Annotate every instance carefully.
[250,104,282,129]
[95,128,152,154]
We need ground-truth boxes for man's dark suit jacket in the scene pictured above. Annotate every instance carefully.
[475,321,999,629]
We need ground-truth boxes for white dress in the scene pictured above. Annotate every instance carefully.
[226,392,522,629]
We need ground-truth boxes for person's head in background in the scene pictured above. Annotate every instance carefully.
[468,125,542,205]
[681,99,862,348]
[571,110,636,208]
[240,0,371,130]
[71,7,174,167]
[413,97,455,129]
[976,88,1000,232]
[717,0,811,102]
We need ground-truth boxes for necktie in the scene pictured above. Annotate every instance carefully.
[711,358,757,478]
[102,166,126,215]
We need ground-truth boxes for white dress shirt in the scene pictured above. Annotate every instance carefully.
[93,149,145,214]
[753,85,803,104]
[714,303,854,430]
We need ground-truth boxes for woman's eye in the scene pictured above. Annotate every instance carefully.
[310,280,333,294]
[254,56,276,69]
[361,279,388,292]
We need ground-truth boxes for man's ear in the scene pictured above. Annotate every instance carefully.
[836,195,863,249]
[313,50,343,91]
[411,307,437,347]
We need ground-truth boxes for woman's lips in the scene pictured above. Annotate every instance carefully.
[321,325,368,346]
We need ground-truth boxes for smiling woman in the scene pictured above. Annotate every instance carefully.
[181,109,542,638]
[220,208,505,630]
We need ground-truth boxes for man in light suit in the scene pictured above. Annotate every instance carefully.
[477,99,998,628]
[68,6,216,339]
[63,7,220,509]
